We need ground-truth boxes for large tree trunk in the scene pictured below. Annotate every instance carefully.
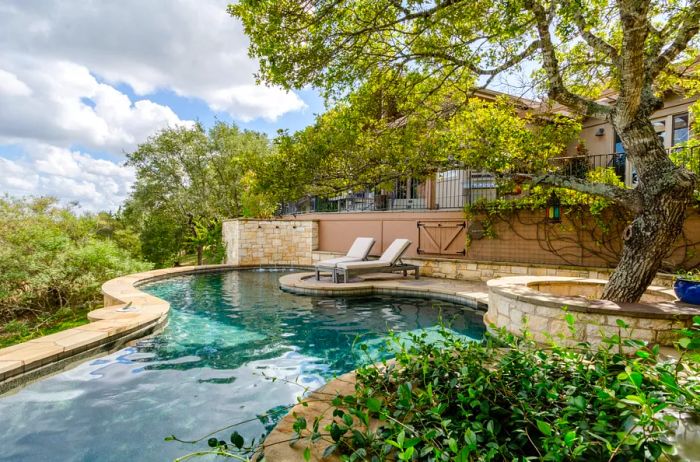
[601,115,696,302]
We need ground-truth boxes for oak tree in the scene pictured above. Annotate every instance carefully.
[231,0,700,302]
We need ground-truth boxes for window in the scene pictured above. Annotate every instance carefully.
[673,113,689,146]
[395,178,408,199]
[410,178,422,199]
[652,119,666,145]
[612,132,627,181]
[614,132,624,153]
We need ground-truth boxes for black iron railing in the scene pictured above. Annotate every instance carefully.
[279,146,699,215]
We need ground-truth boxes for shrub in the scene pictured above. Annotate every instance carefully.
[300,319,700,461]
[174,317,700,461]
[0,197,151,323]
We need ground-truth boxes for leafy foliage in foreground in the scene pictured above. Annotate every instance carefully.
[0,197,151,340]
[304,321,700,461]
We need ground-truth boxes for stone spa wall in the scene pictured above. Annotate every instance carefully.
[486,276,698,347]
[222,219,318,266]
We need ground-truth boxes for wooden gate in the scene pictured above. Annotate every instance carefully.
[417,221,467,256]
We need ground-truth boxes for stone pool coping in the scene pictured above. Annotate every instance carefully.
[0,264,274,393]
[486,276,699,347]
[0,265,488,393]
[262,370,357,461]
[487,276,697,319]
[278,272,489,310]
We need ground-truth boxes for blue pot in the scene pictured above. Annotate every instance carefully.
[674,278,700,305]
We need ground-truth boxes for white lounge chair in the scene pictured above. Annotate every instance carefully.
[314,237,376,281]
[334,238,418,283]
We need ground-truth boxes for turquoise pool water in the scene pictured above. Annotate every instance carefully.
[0,270,484,461]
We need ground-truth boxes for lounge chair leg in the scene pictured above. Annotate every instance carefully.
[316,270,320,281]
[403,269,407,277]
[415,269,419,279]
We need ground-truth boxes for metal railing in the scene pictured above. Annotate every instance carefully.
[279,169,500,214]
[550,146,699,184]
[279,146,699,215]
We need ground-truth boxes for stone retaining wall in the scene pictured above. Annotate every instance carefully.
[223,219,318,266]
[311,251,675,286]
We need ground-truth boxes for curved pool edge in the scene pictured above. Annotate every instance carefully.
[278,272,489,311]
[262,370,357,462]
[0,264,309,394]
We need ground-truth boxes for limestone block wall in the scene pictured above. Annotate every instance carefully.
[485,277,697,347]
[311,251,674,287]
[223,219,318,266]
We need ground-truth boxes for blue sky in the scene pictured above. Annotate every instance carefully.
[0,0,324,212]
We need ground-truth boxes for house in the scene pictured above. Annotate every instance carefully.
[280,89,699,271]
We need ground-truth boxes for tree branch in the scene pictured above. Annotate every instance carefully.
[571,8,619,62]
[528,173,642,213]
[648,0,700,79]
[401,40,541,76]
[525,0,612,119]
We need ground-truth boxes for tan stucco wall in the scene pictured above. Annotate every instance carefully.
[222,219,318,266]
[567,93,698,156]
[304,209,700,272]
[303,210,465,258]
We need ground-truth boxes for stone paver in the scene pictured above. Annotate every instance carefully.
[262,371,357,462]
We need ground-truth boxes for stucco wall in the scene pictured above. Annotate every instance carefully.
[305,209,700,272]
[566,93,698,156]
[222,219,318,266]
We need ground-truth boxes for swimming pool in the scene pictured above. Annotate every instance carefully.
[0,270,484,461]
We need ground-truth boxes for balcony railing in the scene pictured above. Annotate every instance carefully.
[279,146,699,215]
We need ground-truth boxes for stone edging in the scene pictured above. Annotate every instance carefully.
[278,272,489,311]
[262,370,357,461]
[486,276,699,346]
[0,264,268,394]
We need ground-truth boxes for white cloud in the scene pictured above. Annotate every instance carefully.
[0,0,308,212]
[0,59,192,153]
[0,69,32,97]
[0,144,135,213]
[0,0,306,122]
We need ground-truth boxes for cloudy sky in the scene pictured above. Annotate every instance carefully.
[0,0,323,212]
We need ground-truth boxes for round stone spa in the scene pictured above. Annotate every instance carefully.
[0,270,484,462]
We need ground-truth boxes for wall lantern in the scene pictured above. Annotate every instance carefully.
[595,127,605,136]
[546,191,561,223]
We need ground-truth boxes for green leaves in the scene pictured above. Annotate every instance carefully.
[365,397,382,413]
[230,431,244,449]
[536,419,552,437]
[123,121,275,266]
[0,196,152,346]
[320,321,700,461]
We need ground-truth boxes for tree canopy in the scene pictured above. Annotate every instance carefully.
[231,0,700,302]
[123,122,276,266]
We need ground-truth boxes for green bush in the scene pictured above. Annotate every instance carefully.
[0,197,151,323]
[296,319,700,461]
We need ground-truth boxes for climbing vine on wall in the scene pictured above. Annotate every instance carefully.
[465,169,700,271]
